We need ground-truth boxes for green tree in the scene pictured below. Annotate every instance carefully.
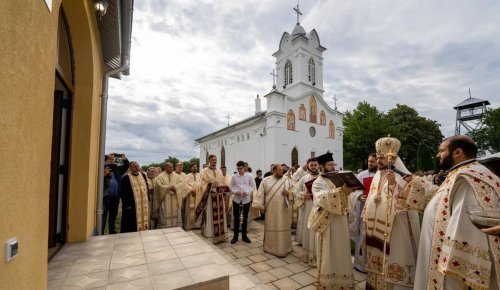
[164,156,180,166]
[416,142,435,171]
[142,157,200,174]
[385,104,443,171]
[343,102,393,170]
[468,107,500,154]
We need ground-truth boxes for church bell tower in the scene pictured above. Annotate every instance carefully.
[272,4,327,99]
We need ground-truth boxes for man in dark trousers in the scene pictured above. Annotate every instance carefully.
[103,164,119,234]
[104,153,129,234]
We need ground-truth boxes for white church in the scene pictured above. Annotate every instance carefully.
[196,11,344,174]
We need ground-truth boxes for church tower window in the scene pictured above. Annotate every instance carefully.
[309,96,317,123]
[299,104,306,121]
[329,120,335,138]
[308,58,315,84]
[320,110,326,125]
[287,110,295,131]
[284,60,293,86]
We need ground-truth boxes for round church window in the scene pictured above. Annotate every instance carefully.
[309,126,316,137]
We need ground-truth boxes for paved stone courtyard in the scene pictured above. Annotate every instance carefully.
[197,221,366,290]
[48,222,366,290]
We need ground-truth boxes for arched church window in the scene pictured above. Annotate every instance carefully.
[221,146,226,167]
[320,110,326,125]
[329,120,335,138]
[284,60,293,86]
[247,133,250,140]
[287,110,295,131]
[205,151,209,165]
[237,136,239,142]
[308,58,315,84]
[291,147,298,167]
[299,104,306,121]
[309,96,317,123]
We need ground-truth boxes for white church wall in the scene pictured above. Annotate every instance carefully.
[198,120,267,176]
[198,18,344,175]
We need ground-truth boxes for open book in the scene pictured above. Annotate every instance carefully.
[321,171,365,190]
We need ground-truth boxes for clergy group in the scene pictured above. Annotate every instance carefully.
[107,134,500,290]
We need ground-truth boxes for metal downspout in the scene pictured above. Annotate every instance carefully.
[96,60,129,236]
[96,0,133,235]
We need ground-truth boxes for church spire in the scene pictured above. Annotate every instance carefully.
[291,2,306,37]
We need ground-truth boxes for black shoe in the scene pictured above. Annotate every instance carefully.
[231,236,238,244]
[242,236,251,243]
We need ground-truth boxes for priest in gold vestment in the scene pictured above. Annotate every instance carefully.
[154,162,187,229]
[308,153,355,289]
[183,163,202,230]
[294,157,320,267]
[119,161,150,233]
[255,164,293,257]
[197,155,229,243]
[415,136,500,290]
[363,137,420,290]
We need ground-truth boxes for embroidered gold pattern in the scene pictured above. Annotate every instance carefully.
[427,162,500,290]
[387,263,406,282]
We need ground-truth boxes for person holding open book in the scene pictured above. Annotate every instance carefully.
[308,152,355,289]
[294,157,320,267]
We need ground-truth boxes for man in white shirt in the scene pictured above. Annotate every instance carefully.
[230,160,255,244]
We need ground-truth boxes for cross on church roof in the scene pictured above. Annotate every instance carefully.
[293,3,302,24]
[226,114,231,126]
[332,95,338,110]
[270,69,278,89]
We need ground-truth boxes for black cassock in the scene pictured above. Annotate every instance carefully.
[119,173,149,233]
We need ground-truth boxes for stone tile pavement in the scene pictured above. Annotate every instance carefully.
[48,223,366,290]
[48,228,267,290]
[193,221,367,290]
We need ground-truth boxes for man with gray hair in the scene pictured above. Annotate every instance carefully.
[119,161,150,232]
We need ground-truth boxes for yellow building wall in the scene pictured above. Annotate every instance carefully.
[62,0,104,243]
[0,0,104,288]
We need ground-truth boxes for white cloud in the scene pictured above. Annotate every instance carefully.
[107,0,500,165]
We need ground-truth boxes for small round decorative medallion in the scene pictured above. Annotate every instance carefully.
[309,126,316,137]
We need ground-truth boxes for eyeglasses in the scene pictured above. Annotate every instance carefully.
[237,167,244,170]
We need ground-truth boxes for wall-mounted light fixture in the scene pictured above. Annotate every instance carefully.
[94,0,109,18]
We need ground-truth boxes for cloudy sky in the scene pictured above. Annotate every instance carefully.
[106,0,500,165]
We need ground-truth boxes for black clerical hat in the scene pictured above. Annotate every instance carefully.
[316,152,334,165]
